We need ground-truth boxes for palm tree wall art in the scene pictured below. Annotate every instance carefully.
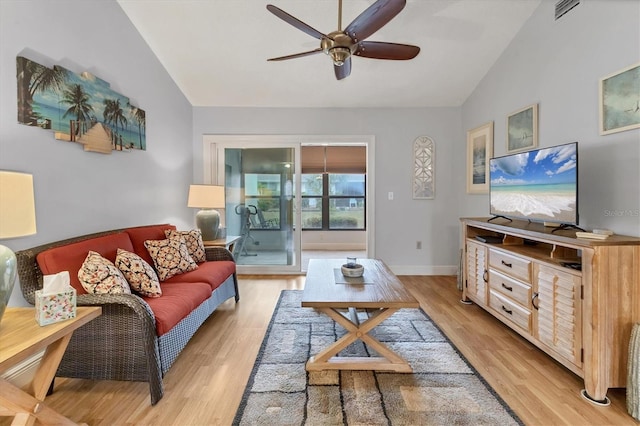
[16,56,146,154]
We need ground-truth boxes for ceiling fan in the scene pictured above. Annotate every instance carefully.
[266,0,420,80]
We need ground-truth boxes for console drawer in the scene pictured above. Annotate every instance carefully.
[489,249,531,283]
[489,290,531,332]
[489,269,531,308]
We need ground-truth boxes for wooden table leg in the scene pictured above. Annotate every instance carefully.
[30,334,72,400]
[0,333,86,425]
[306,307,413,372]
[0,378,80,426]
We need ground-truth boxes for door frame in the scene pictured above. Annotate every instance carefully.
[202,134,375,274]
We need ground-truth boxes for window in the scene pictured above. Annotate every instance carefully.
[301,173,366,230]
[301,174,323,229]
[300,145,367,231]
[329,174,365,229]
[244,173,280,229]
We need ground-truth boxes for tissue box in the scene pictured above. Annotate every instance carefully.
[35,288,77,326]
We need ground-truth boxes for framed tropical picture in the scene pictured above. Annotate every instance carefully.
[466,121,493,194]
[507,103,538,152]
[599,63,640,135]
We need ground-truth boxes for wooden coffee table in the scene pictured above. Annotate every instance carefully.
[302,258,419,372]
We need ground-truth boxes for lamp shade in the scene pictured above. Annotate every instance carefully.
[0,171,36,324]
[187,185,225,241]
[0,171,36,239]
[187,185,225,209]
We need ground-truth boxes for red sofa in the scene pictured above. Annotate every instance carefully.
[16,224,239,405]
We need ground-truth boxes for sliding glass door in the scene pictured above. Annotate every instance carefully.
[203,134,374,274]
[223,147,297,271]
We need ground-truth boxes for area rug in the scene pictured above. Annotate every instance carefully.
[233,290,522,425]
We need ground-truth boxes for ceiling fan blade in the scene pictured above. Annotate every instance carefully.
[268,48,324,61]
[267,4,331,41]
[344,0,406,42]
[334,57,352,80]
[354,41,420,60]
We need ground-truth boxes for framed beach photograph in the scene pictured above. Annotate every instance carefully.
[466,121,493,194]
[507,103,538,152]
[599,63,640,135]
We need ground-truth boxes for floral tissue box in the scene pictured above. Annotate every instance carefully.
[35,288,77,326]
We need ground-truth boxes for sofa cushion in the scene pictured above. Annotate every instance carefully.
[37,232,135,294]
[78,251,132,295]
[142,282,212,336]
[165,229,206,263]
[163,260,235,291]
[115,248,162,297]
[125,224,176,266]
[144,237,198,281]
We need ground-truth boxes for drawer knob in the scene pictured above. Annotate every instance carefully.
[501,305,513,315]
[501,260,513,268]
[501,283,513,291]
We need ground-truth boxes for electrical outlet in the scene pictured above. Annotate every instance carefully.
[388,192,394,200]
[416,241,422,249]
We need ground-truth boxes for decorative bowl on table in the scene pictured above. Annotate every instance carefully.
[341,263,364,278]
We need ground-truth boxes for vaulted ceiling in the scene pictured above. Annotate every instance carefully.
[117,0,541,108]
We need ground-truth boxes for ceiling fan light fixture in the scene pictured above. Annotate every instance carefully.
[267,1,419,79]
[329,46,351,66]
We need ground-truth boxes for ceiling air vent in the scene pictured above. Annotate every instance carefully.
[555,0,580,20]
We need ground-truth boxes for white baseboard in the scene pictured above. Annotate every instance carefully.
[389,265,458,276]
[1,351,43,389]
[302,243,367,251]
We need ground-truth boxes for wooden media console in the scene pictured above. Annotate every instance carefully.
[461,217,640,404]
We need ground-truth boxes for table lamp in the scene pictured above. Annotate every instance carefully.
[187,185,225,241]
[0,171,37,324]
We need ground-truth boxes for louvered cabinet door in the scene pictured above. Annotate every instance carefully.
[535,264,583,368]
[465,240,488,305]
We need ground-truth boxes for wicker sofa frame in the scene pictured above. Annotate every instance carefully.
[16,226,239,405]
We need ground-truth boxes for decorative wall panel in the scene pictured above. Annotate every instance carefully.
[17,56,146,154]
[412,136,434,199]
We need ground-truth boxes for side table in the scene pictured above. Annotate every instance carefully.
[0,306,101,426]
[203,235,241,253]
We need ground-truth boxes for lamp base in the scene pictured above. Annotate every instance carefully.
[0,244,17,324]
[196,209,220,241]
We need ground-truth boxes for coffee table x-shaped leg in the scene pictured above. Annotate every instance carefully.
[306,306,413,373]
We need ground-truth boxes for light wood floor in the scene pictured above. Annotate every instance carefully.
[3,276,635,425]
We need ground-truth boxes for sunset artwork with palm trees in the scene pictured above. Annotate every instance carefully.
[16,56,146,154]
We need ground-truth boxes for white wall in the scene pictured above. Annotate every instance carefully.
[0,0,195,306]
[302,230,366,250]
[193,107,462,274]
[460,0,640,237]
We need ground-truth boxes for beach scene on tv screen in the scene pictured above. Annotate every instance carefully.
[490,143,577,223]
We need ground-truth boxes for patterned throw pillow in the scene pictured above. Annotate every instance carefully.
[165,229,206,263]
[144,237,198,281]
[115,248,162,297]
[78,251,132,294]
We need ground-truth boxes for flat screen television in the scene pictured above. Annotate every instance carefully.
[489,142,578,226]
